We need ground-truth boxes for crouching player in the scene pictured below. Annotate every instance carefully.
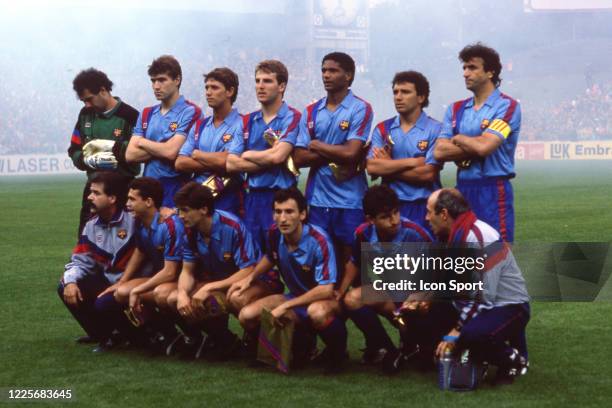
[232,187,348,372]
[428,189,530,384]
[342,185,436,373]
[97,177,184,351]
[161,182,279,359]
[58,172,136,351]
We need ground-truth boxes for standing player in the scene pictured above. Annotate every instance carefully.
[428,189,529,384]
[175,67,244,216]
[226,59,301,250]
[293,51,373,269]
[162,182,265,359]
[126,55,201,216]
[341,185,433,373]
[366,71,441,230]
[69,68,140,236]
[433,43,521,242]
[57,172,136,350]
[232,188,348,372]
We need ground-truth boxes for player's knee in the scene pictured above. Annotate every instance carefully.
[307,302,333,328]
[114,284,131,304]
[228,290,249,313]
[153,285,170,307]
[166,291,178,310]
[238,304,260,329]
[343,288,362,311]
[57,281,65,300]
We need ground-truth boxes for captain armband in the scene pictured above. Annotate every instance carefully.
[485,119,511,139]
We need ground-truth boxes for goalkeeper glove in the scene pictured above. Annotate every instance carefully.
[82,139,115,157]
[84,152,118,170]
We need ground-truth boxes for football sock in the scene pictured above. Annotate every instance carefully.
[318,317,347,354]
[348,306,395,351]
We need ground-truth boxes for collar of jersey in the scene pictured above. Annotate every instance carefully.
[253,101,289,123]
[465,88,501,109]
[95,208,125,226]
[99,97,122,119]
[152,95,186,115]
[389,111,428,132]
[318,90,354,111]
[279,223,312,254]
[210,108,240,128]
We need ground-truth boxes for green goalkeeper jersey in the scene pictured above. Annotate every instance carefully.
[68,98,140,178]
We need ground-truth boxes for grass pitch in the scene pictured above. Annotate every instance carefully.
[1,160,611,407]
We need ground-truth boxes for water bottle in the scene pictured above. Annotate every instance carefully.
[438,347,453,390]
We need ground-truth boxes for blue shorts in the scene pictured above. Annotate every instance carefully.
[457,178,514,242]
[308,206,364,246]
[159,176,188,208]
[399,199,432,235]
[257,269,284,293]
[284,293,310,323]
[244,189,276,251]
[215,188,244,218]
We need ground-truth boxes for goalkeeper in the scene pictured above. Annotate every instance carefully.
[68,68,140,235]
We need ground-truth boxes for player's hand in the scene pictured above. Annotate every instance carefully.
[97,282,121,298]
[177,292,193,318]
[372,147,391,160]
[308,140,323,152]
[400,299,430,314]
[191,150,206,160]
[400,300,419,312]
[435,340,455,360]
[129,290,141,312]
[271,304,289,324]
[192,287,212,313]
[241,150,254,161]
[334,288,348,302]
[84,152,118,170]
[228,276,253,299]
[160,207,176,219]
[63,283,83,306]
[435,328,460,359]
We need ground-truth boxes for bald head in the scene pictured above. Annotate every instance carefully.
[426,188,470,239]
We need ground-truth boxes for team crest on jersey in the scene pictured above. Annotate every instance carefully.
[142,122,148,130]
[85,122,92,128]
[169,122,178,132]
[113,128,122,137]
[117,229,127,240]
[480,119,490,130]
[222,134,233,143]
[223,252,232,262]
[307,121,314,130]
[417,140,429,151]
[96,234,103,243]
[339,120,350,131]
[301,264,311,273]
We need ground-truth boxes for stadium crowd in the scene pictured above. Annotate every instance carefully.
[522,81,612,141]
